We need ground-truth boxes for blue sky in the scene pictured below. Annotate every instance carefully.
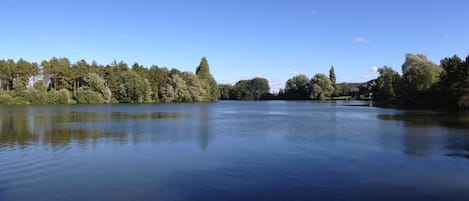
[1,0,469,91]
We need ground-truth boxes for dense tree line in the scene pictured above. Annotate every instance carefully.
[219,66,342,101]
[5,52,467,110]
[221,53,469,110]
[279,66,337,100]
[218,77,270,100]
[372,53,469,110]
[0,57,219,104]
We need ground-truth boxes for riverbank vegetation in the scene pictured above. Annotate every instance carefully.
[219,66,360,101]
[2,53,469,110]
[219,53,469,110]
[0,57,219,104]
[372,53,469,110]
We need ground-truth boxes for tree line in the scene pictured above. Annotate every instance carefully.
[218,52,469,111]
[372,53,469,110]
[0,57,219,104]
[218,77,271,100]
[218,66,346,101]
[3,53,468,110]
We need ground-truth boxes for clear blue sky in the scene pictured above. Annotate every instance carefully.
[1,0,469,91]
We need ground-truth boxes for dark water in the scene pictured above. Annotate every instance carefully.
[1,101,469,201]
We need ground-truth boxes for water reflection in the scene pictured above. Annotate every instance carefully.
[0,106,194,150]
[377,111,469,129]
[378,112,469,159]
[2,102,469,201]
[196,104,212,149]
[2,103,469,160]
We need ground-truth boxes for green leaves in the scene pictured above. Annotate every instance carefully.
[373,67,400,103]
[310,74,334,100]
[283,73,334,100]
[439,55,469,109]
[0,57,220,104]
[75,88,105,104]
[196,57,220,101]
[370,53,469,109]
[284,74,310,100]
[401,53,441,93]
[229,77,270,100]
[218,84,233,100]
[0,59,38,91]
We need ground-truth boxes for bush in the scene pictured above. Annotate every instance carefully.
[75,88,105,104]
[22,89,48,104]
[33,80,48,92]
[10,96,29,105]
[0,93,12,104]
[57,89,72,104]
[47,91,58,104]
[109,97,119,104]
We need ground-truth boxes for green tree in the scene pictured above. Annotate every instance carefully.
[143,78,153,103]
[0,56,223,105]
[284,74,310,100]
[218,84,233,100]
[0,60,13,91]
[336,82,352,96]
[250,77,270,100]
[83,73,111,103]
[310,74,334,100]
[131,62,148,79]
[41,57,72,90]
[158,73,192,103]
[230,77,270,100]
[148,66,169,102]
[111,60,129,72]
[159,82,176,103]
[402,53,431,73]
[75,88,105,104]
[22,80,49,105]
[373,67,401,103]
[105,70,120,100]
[172,74,192,102]
[57,88,73,104]
[72,59,91,93]
[0,92,12,104]
[114,71,147,103]
[398,53,442,107]
[33,80,48,92]
[15,59,38,91]
[438,55,469,109]
[196,57,219,101]
[231,80,250,100]
[329,66,337,95]
[182,72,206,102]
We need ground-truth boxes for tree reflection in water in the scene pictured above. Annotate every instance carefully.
[378,112,469,159]
[0,106,191,150]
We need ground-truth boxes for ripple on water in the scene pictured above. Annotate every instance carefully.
[0,148,79,194]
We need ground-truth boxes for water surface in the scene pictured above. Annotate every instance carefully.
[1,101,469,201]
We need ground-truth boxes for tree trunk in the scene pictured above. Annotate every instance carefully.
[74,78,77,94]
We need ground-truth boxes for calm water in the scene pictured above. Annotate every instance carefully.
[1,101,469,201]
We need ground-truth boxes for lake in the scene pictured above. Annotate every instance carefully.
[1,101,469,201]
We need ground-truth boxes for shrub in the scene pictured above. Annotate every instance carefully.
[22,89,48,104]
[75,88,105,104]
[10,96,29,105]
[47,91,58,104]
[0,93,12,104]
[57,89,72,104]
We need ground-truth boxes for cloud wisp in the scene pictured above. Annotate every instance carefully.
[354,37,367,44]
